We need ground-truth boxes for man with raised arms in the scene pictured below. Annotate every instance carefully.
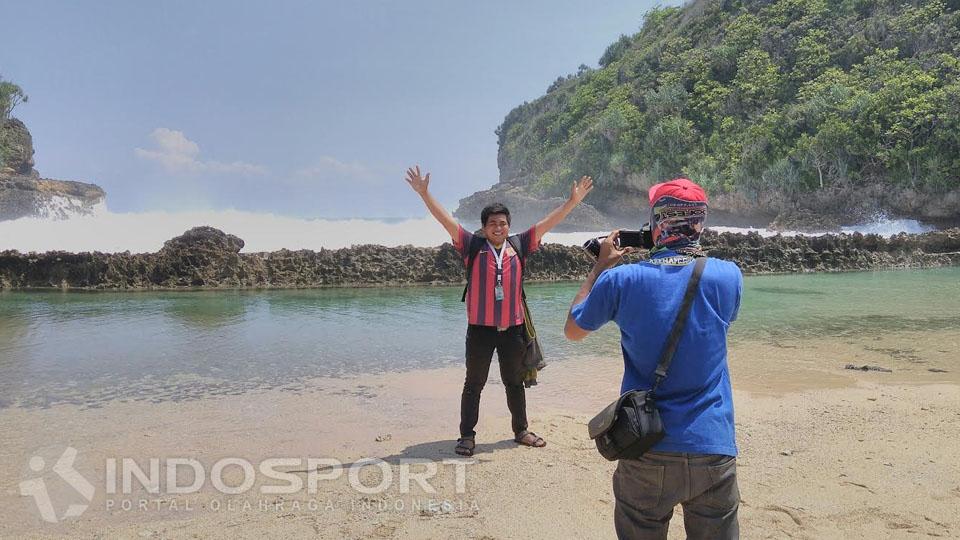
[405,165,593,456]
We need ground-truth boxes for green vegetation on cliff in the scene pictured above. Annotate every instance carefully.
[497,0,960,212]
[0,77,27,121]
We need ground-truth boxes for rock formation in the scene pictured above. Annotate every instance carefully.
[454,182,611,231]
[456,175,960,233]
[0,118,105,221]
[0,118,34,175]
[1,226,958,290]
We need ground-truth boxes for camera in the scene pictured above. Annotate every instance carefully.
[582,224,654,258]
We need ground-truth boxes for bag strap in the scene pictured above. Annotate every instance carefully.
[506,235,526,297]
[503,234,539,340]
[651,256,706,392]
[460,234,487,302]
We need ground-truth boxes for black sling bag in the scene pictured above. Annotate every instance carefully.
[587,256,707,461]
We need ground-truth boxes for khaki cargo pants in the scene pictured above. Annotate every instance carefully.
[613,451,740,540]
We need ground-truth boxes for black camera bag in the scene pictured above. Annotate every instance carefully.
[587,257,706,461]
[588,389,664,460]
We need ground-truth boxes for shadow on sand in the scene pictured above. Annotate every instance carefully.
[290,439,519,474]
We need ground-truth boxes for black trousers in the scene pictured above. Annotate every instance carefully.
[459,324,528,438]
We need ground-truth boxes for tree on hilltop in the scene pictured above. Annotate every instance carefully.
[0,77,28,121]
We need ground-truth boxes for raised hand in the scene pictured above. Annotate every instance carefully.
[406,165,459,238]
[534,175,596,244]
[405,165,431,196]
[569,176,594,205]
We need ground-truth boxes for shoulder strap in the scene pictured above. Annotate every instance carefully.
[506,234,525,272]
[651,257,707,392]
[460,235,487,302]
[508,234,538,340]
[506,234,526,299]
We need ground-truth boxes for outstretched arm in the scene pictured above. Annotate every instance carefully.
[405,165,459,240]
[534,176,594,244]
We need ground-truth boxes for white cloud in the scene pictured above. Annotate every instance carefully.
[135,128,267,176]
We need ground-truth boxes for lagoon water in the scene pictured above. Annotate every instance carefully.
[1,267,957,409]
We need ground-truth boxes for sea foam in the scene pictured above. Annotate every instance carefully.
[0,207,937,254]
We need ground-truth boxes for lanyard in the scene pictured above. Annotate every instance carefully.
[487,240,506,282]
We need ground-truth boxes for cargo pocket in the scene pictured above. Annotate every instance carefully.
[614,459,664,510]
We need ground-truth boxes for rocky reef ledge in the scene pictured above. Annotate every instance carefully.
[1,226,959,290]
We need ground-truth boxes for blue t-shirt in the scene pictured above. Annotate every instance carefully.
[571,251,742,456]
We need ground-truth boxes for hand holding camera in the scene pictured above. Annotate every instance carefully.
[588,230,639,270]
[582,223,654,259]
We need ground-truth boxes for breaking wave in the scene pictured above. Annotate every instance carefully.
[0,208,939,254]
[841,215,935,236]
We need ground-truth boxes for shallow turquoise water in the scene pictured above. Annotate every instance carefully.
[0,267,957,408]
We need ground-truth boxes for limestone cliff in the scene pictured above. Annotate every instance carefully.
[0,118,105,221]
[461,0,960,231]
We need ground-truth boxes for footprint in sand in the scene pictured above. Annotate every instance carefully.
[372,520,400,537]
[761,504,804,527]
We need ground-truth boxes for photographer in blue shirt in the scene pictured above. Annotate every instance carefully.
[564,178,742,540]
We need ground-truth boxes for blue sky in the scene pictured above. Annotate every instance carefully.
[3,1,667,218]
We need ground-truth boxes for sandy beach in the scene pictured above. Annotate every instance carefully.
[1,332,958,540]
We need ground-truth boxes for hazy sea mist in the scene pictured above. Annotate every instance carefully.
[0,207,937,253]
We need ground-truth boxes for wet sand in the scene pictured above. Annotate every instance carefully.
[1,335,958,539]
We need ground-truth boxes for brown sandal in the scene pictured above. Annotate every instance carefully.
[515,430,546,448]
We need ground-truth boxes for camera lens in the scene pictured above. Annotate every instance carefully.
[582,238,602,258]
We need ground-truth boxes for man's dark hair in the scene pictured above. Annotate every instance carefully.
[481,203,511,226]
